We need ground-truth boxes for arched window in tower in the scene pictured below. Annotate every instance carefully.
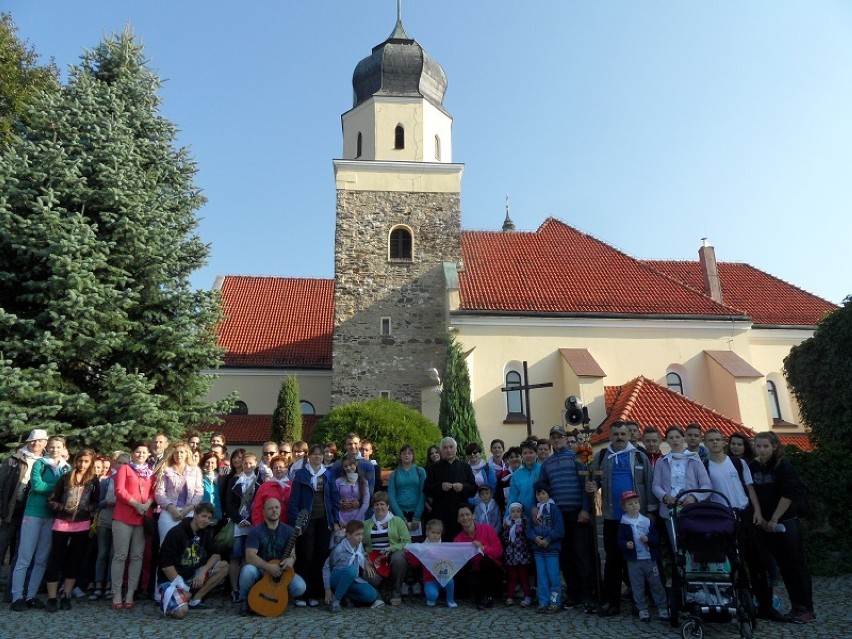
[435,135,441,161]
[767,380,782,421]
[388,226,413,261]
[666,372,684,395]
[394,125,405,150]
[356,132,362,158]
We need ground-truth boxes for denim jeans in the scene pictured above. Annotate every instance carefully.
[329,565,378,603]
[11,516,53,600]
[238,564,306,601]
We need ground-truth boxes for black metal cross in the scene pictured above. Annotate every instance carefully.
[501,360,553,439]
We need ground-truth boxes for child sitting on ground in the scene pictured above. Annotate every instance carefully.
[528,481,564,612]
[616,490,670,622]
[501,502,532,607]
[474,485,502,535]
[323,520,384,612]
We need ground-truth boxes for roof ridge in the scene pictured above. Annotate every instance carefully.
[636,261,749,317]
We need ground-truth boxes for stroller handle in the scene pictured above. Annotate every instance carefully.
[673,488,734,510]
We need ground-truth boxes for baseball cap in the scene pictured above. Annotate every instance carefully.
[549,425,567,437]
[620,490,639,503]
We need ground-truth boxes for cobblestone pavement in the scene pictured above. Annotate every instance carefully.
[0,575,848,639]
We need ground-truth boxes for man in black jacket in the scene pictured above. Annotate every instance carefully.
[424,437,476,540]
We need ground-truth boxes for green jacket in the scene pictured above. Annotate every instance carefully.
[25,458,69,519]
[363,515,411,552]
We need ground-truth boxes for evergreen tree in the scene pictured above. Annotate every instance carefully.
[0,30,226,453]
[0,13,60,147]
[272,376,302,443]
[438,334,482,449]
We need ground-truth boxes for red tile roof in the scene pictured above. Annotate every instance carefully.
[217,276,334,368]
[592,375,754,444]
[776,433,815,452]
[200,414,322,445]
[459,219,746,318]
[645,260,836,327]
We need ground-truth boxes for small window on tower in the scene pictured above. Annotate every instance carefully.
[389,227,413,261]
[379,390,391,400]
[356,132,362,158]
[394,125,405,150]
[381,317,391,335]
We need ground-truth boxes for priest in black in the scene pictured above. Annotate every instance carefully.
[424,437,477,540]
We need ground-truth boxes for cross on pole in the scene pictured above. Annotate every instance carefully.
[501,360,553,439]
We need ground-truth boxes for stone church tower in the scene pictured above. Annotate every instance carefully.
[331,17,463,410]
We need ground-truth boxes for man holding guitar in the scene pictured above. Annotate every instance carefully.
[237,497,307,616]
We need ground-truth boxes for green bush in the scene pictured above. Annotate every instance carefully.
[309,399,442,470]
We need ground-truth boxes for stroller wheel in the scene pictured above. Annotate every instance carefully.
[680,620,704,639]
[738,620,753,639]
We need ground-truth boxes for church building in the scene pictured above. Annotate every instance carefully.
[204,16,835,450]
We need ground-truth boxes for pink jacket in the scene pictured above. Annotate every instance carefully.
[155,465,203,511]
[251,480,291,525]
[454,522,503,569]
[113,464,155,526]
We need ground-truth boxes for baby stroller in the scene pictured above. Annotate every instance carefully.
[668,489,756,639]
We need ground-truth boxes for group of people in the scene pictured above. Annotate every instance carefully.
[0,423,814,624]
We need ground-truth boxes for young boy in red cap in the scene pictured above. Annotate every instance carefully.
[616,490,669,622]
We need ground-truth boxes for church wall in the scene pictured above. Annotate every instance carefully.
[452,318,779,445]
[206,370,332,415]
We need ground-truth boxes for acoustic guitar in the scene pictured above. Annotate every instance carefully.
[248,509,309,617]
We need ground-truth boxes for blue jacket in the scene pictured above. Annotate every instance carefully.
[616,514,661,561]
[288,466,339,529]
[468,462,497,507]
[526,504,564,555]
[538,448,591,513]
[508,462,541,517]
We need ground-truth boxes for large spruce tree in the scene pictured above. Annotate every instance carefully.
[0,30,226,453]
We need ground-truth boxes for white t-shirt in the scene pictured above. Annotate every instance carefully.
[707,456,752,510]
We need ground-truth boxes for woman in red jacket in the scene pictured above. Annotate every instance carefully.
[110,441,155,610]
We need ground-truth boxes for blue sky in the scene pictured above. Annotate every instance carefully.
[8,1,851,304]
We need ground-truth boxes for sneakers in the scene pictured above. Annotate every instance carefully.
[27,598,45,610]
[412,583,422,596]
[520,596,532,608]
[505,598,515,606]
[787,608,817,624]
[59,596,71,611]
[330,600,341,614]
[370,599,385,609]
[308,599,320,607]
[71,587,86,599]
[189,601,213,612]
[10,599,26,612]
[639,610,651,622]
[426,600,436,607]
[400,583,410,596]
[295,599,307,607]
[659,611,671,622]
[447,601,458,608]
[45,598,58,613]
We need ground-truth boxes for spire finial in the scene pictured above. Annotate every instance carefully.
[397,0,402,24]
[502,193,516,232]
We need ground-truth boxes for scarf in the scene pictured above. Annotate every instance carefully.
[274,475,290,489]
[306,463,326,491]
[42,456,69,477]
[372,509,394,531]
[20,446,39,461]
[535,498,556,523]
[505,503,524,542]
[606,442,636,459]
[130,461,153,479]
[342,538,365,568]
[470,459,486,473]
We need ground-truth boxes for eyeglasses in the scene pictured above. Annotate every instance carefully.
[263,451,275,456]
[279,450,291,455]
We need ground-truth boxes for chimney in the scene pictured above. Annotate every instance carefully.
[698,238,723,304]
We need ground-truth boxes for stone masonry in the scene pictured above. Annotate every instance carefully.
[332,189,461,409]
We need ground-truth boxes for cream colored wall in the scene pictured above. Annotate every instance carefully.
[704,357,743,422]
[341,97,452,162]
[746,328,814,427]
[334,160,462,193]
[451,317,787,445]
[205,370,332,415]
